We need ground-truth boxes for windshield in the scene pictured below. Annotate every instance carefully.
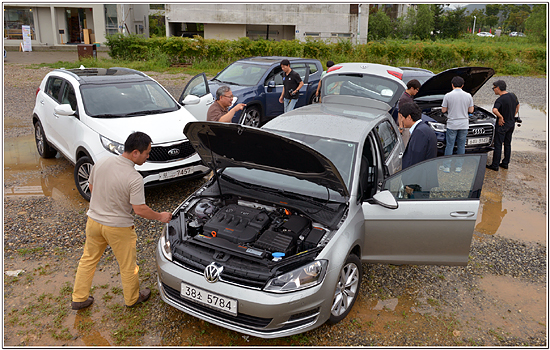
[214,62,270,86]
[80,81,179,117]
[224,129,356,200]
[323,73,402,105]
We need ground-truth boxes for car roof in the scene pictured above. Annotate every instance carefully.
[263,96,389,142]
[236,56,319,66]
[51,67,151,84]
[324,62,404,83]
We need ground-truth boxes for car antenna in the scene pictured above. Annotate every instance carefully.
[205,130,225,205]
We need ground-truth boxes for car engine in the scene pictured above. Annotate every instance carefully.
[425,106,495,124]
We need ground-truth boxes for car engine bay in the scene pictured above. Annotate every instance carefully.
[425,106,496,124]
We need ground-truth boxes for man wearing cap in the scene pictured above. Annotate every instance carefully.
[486,80,520,171]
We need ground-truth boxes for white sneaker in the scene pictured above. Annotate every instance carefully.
[455,167,462,173]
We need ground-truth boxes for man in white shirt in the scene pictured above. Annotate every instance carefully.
[441,76,474,173]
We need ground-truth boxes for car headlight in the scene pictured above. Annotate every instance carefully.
[428,122,446,133]
[264,260,327,293]
[159,224,172,261]
[100,136,124,155]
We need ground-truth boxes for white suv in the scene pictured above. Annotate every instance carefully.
[32,66,210,201]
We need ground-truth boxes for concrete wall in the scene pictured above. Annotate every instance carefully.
[204,24,246,40]
[165,3,369,43]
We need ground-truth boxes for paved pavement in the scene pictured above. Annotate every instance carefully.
[4,50,110,65]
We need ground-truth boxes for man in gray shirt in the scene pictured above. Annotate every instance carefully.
[440,76,474,173]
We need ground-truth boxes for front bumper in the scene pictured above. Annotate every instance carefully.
[155,240,332,338]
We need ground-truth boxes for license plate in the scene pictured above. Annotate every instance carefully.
[159,166,193,181]
[180,282,238,316]
[467,137,490,145]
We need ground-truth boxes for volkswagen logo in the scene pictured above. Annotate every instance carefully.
[204,262,223,283]
[168,148,180,156]
[472,128,485,135]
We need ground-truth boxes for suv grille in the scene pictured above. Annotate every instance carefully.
[467,123,494,145]
[149,141,195,162]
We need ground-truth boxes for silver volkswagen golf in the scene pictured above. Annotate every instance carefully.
[155,95,487,338]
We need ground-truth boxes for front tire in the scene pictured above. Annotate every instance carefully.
[74,156,94,201]
[328,253,362,324]
[240,106,261,127]
[34,120,57,158]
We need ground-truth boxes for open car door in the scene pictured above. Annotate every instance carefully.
[178,73,214,121]
[362,154,487,266]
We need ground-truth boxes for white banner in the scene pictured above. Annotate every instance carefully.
[22,25,32,52]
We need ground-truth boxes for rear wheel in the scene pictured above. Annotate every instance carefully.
[74,156,94,201]
[328,253,362,324]
[240,106,261,127]
[34,120,57,158]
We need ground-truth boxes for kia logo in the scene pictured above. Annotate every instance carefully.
[204,263,223,283]
[168,148,180,156]
[472,128,485,135]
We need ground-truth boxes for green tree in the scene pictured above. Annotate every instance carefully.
[149,15,166,38]
[413,4,435,40]
[440,7,468,39]
[467,9,486,34]
[524,4,546,43]
[430,4,447,38]
[368,9,392,41]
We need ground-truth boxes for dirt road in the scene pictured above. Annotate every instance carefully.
[3,54,547,346]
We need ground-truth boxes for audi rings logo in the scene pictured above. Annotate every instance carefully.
[204,263,223,283]
[472,128,485,135]
[168,148,180,156]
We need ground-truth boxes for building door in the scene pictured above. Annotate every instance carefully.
[65,8,86,43]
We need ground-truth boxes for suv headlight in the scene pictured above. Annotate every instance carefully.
[100,136,124,155]
[428,121,446,133]
[264,260,327,293]
[159,224,172,261]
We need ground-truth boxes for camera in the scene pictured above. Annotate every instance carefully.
[289,89,295,95]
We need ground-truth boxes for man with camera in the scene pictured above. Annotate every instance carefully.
[279,59,304,113]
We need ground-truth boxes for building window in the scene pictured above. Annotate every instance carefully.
[304,32,320,37]
[4,7,35,40]
[149,4,165,10]
[104,4,118,36]
[331,33,352,38]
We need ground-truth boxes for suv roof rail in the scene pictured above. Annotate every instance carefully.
[109,67,148,77]
[53,68,82,81]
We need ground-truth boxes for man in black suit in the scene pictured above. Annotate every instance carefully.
[400,102,437,169]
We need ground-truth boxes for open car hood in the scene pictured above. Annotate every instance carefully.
[183,122,349,197]
[415,67,495,99]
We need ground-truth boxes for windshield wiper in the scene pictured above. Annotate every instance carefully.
[124,109,168,117]
[92,113,126,118]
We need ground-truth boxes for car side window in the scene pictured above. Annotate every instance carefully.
[45,77,64,103]
[291,63,307,81]
[358,134,377,200]
[60,82,77,110]
[308,63,318,75]
[383,155,485,200]
[375,120,398,161]
[265,66,283,86]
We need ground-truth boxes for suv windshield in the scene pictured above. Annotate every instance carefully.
[214,62,270,86]
[323,73,401,105]
[80,81,179,117]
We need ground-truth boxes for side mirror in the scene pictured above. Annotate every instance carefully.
[267,81,276,88]
[54,104,76,116]
[372,190,398,209]
[182,94,200,106]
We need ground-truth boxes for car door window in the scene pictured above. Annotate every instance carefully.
[375,120,398,161]
[265,66,283,86]
[291,63,307,81]
[45,77,64,103]
[60,82,77,110]
[181,73,209,100]
[383,155,485,200]
[308,63,318,75]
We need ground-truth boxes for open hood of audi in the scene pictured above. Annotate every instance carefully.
[183,121,349,197]
[415,67,495,99]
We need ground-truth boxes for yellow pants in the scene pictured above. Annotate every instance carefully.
[72,217,140,306]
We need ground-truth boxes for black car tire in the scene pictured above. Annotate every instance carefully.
[34,120,57,158]
[240,106,261,127]
[310,94,319,104]
[328,253,362,324]
[74,156,94,201]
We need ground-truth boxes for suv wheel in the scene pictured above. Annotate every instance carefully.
[328,253,362,324]
[34,120,57,158]
[74,156,94,201]
[240,106,261,127]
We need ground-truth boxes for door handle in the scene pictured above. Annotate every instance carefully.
[450,211,475,218]
[40,100,45,105]
[398,152,403,159]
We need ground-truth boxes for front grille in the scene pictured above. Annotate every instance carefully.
[467,124,494,145]
[149,141,196,162]
[162,283,272,329]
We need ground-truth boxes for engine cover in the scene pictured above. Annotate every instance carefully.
[203,204,270,244]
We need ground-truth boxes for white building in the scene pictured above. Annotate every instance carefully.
[3,4,148,47]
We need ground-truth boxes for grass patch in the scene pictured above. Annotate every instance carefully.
[17,247,44,255]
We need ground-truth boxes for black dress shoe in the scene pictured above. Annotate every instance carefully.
[71,296,94,310]
[499,163,508,169]
[486,164,499,171]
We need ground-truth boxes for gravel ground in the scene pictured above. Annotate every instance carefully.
[3,60,547,346]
